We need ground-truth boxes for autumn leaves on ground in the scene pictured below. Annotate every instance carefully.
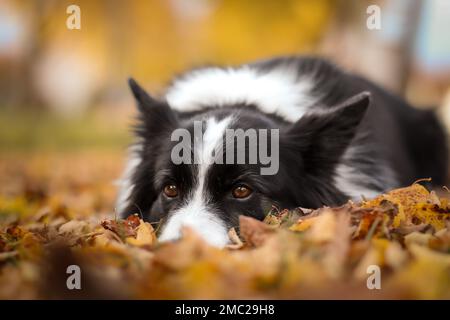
[0,152,449,299]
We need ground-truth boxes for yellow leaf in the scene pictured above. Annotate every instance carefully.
[289,216,318,232]
[125,220,156,247]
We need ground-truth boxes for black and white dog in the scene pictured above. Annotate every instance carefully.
[117,56,448,247]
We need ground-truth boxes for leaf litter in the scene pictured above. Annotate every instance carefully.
[0,153,449,299]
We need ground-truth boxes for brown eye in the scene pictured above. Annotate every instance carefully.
[163,184,178,198]
[232,185,252,199]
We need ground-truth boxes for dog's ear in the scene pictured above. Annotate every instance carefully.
[129,78,154,113]
[283,92,371,172]
[128,78,177,135]
[119,79,177,220]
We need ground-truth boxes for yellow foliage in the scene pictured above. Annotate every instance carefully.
[0,153,449,299]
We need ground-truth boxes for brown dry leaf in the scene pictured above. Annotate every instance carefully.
[289,216,319,232]
[353,210,385,240]
[239,215,275,247]
[125,220,156,247]
[1,154,449,302]
[0,251,19,262]
[59,220,91,235]
[305,209,337,243]
[150,227,224,272]
[225,227,244,249]
[92,229,123,246]
[404,231,434,247]
[362,183,450,229]
[100,214,141,239]
[323,210,352,278]
[353,239,390,280]
[384,241,408,270]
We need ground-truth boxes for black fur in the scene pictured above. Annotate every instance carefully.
[119,56,448,238]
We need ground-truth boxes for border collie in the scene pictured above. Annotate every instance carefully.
[117,56,448,247]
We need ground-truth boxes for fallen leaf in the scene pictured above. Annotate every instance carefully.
[239,215,275,247]
[125,220,156,247]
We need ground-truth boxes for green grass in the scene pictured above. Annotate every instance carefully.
[0,110,132,152]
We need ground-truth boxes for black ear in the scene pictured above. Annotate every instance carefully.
[284,92,371,172]
[128,78,154,114]
[119,79,177,220]
[128,78,177,135]
[128,77,167,115]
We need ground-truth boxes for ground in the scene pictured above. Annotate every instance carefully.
[0,151,449,299]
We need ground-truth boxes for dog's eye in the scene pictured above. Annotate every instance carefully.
[232,185,252,199]
[163,184,178,198]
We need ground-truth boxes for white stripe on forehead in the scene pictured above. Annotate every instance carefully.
[165,66,317,122]
[198,116,233,172]
[158,116,234,247]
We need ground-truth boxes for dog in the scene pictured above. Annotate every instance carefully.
[116,56,448,247]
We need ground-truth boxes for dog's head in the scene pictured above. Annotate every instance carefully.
[118,79,370,247]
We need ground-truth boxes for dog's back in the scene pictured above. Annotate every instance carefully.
[251,57,448,188]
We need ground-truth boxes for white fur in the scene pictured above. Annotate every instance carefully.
[115,144,142,214]
[165,66,317,122]
[334,146,397,201]
[333,164,381,200]
[158,116,234,247]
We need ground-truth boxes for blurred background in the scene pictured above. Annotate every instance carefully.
[0,0,449,212]
[1,0,450,150]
